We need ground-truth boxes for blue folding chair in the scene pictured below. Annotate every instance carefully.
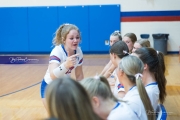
[157,104,167,120]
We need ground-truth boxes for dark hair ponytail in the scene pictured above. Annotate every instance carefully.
[135,47,167,103]
[157,51,165,74]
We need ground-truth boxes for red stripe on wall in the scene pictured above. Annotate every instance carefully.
[121,16,180,22]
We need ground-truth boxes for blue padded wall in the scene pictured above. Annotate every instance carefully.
[0,5,120,53]
[58,6,89,52]
[0,7,29,52]
[28,7,58,52]
[89,5,120,52]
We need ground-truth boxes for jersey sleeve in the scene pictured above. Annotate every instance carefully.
[49,46,62,64]
[77,47,83,66]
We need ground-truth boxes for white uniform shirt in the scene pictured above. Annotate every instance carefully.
[44,44,83,84]
[112,70,125,97]
[107,102,139,120]
[145,82,159,111]
[123,86,148,120]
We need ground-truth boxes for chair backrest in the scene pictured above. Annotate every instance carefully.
[157,104,167,120]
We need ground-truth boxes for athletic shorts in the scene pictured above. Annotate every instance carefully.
[40,79,48,98]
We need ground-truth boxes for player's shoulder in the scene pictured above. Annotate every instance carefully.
[145,83,159,91]
[108,102,138,120]
[146,85,159,95]
[52,45,63,51]
[51,45,64,53]
[50,45,65,59]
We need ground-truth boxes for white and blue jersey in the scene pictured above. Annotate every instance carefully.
[112,70,125,97]
[107,102,139,120]
[44,44,83,84]
[145,82,159,111]
[123,86,148,120]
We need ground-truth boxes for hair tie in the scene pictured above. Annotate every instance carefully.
[114,30,121,36]
[134,73,143,79]
[64,23,70,25]
[123,50,129,56]
[157,51,159,54]
[94,73,100,80]
[123,50,128,54]
[94,75,100,80]
[115,30,120,33]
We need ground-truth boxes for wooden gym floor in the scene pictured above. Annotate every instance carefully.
[0,54,180,120]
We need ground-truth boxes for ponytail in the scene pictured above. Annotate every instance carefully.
[157,51,165,74]
[99,76,119,102]
[135,48,167,104]
[53,24,66,46]
[135,75,155,120]
[156,51,167,103]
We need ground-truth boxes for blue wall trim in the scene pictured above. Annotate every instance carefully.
[167,51,179,54]
[121,10,180,17]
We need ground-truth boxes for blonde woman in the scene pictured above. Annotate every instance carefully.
[117,55,155,120]
[45,77,101,120]
[80,76,139,120]
[40,23,84,108]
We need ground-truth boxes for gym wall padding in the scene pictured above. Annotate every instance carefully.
[89,5,120,52]
[0,5,120,53]
[28,7,58,52]
[0,7,29,52]
[58,6,89,52]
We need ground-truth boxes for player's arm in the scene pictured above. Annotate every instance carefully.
[100,60,112,76]
[75,65,84,81]
[49,62,69,80]
[103,63,116,78]
[49,54,79,80]
[49,62,59,80]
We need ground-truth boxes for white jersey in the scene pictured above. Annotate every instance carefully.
[145,82,159,111]
[112,70,125,97]
[44,44,83,84]
[107,102,139,120]
[123,86,148,120]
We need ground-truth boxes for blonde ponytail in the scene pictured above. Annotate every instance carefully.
[53,24,66,46]
[136,76,155,120]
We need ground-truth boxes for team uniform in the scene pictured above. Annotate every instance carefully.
[111,69,125,97]
[107,102,139,120]
[145,82,159,111]
[123,86,148,120]
[40,44,83,98]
